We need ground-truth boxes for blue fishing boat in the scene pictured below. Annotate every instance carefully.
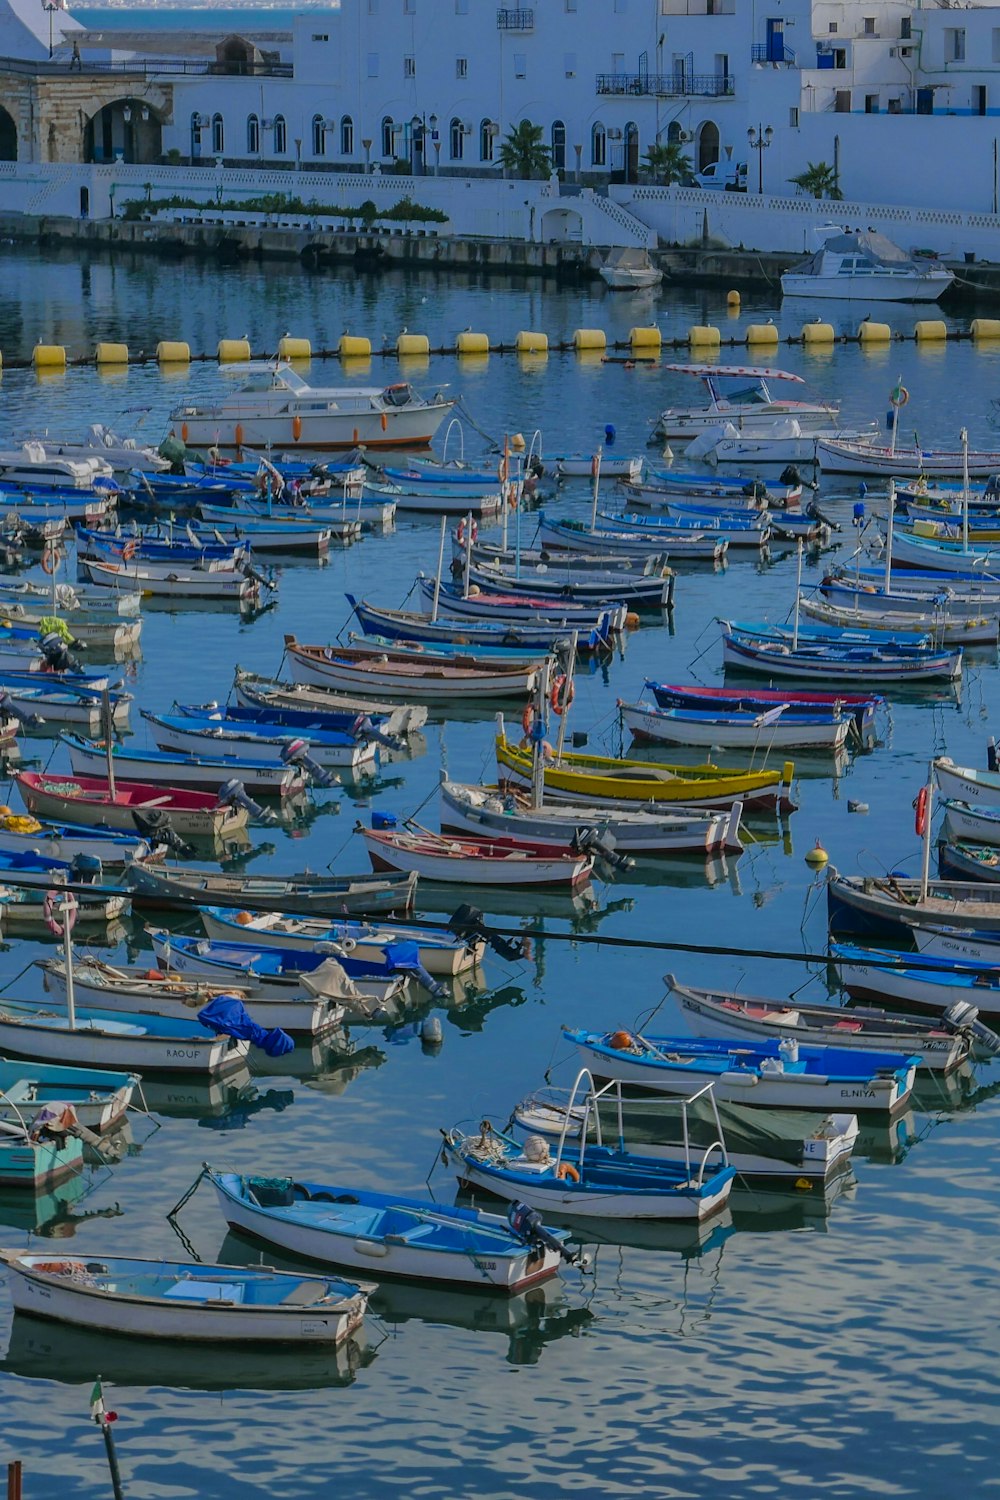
[564,1027,918,1112]
[174,699,398,741]
[60,732,316,796]
[414,577,627,633]
[209,1169,577,1291]
[0,1108,82,1189]
[76,526,245,567]
[348,594,616,653]
[831,939,1000,1026]
[644,681,883,734]
[0,815,154,866]
[141,710,378,774]
[720,626,962,683]
[0,1058,137,1134]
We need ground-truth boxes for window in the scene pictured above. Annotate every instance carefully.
[789,106,799,126]
[404,0,415,11]
[946,27,966,61]
[565,0,577,10]
[450,116,464,160]
[311,32,329,41]
[901,16,911,39]
[833,48,847,68]
[404,55,415,77]
[312,114,326,155]
[273,115,286,153]
[834,89,851,112]
[246,115,259,153]
[865,93,879,113]
[551,119,566,171]
[480,119,495,161]
[211,113,224,154]
[564,51,576,77]
[514,51,526,77]
[863,16,876,35]
[190,110,202,158]
[456,0,468,10]
[341,115,354,154]
[828,22,838,33]
[456,57,468,78]
[367,52,379,77]
[381,115,394,156]
[666,120,682,143]
[593,122,607,165]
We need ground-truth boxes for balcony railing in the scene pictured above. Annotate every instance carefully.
[0,52,292,77]
[751,42,796,63]
[497,9,534,28]
[595,72,736,97]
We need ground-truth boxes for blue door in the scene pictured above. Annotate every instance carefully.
[766,18,784,62]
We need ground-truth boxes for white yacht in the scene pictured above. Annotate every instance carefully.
[653,364,839,441]
[0,442,116,490]
[599,248,663,290]
[170,363,455,451]
[781,228,954,303]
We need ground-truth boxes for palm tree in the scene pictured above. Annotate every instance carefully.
[789,161,843,200]
[498,120,551,180]
[642,141,693,186]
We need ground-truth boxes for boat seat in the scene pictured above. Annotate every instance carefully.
[281,1279,329,1306]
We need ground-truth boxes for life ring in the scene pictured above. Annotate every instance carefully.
[555,1162,580,1183]
[121,540,136,563]
[292,415,302,442]
[456,518,478,548]
[550,674,574,716]
[521,704,535,737]
[498,456,509,485]
[40,549,57,575]
[890,383,910,408]
[914,785,929,837]
[43,889,78,937]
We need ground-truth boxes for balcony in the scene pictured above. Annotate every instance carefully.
[659,0,735,12]
[497,8,534,28]
[751,42,796,63]
[595,72,736,97]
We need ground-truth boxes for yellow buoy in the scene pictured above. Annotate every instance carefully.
[971,318,1000,340]
[914,320,947,342]
[95,342,128,365]
[688,325,721,349]
[456,330,490,355]
[801,323,835,345]
[629,326,661,356]
[32,344,67,369]
[573,328,607,352]
[396,332,430,356]
[510,433,526,452]
[857,321,891,344]
[277,335,311,360]
[156,341,191,364]
[515,330,548,354]
[727,290,741,307]
[338,335,371,359]
[804,839,829,867]
[745,323,779,346]
[218,338,251,362]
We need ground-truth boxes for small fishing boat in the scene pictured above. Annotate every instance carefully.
[725,617,954,654]
[125,861,418,916]
[535,514,672,561]
[0,1058,137,1134]
[0,883,129,933]
[652,366,839,442]
[439,780,745,856]
[460,559,673,609]
[356,821,595,887]
[667,975,971,1072]
[720,628,963,684]
[0,1000,250,1074]
[941,799,1000,848]
[0,1250,370,1345]
[831,940,1000,1022]
[495,730,797,812]
[817,438,1000,479]
[599,247,663,290]
[79,559,262,605]
[938,840,1000,883]
[348,594,615,653]
[61,735,308,798]
[414,577,628,633]
[0,681,132,732]
[817,579,999,624]
[798,594,997,646]
[283,635,542,702]
[564,1027,917,1112]
[606,506,770,550]
[457,536,663,576]
[644,681,882,735]
[199,906,485,975]
[826,865,1000,939]
[0,580,141,616]
[356,479,503,517]
[934,757,1000,808]
[232,669,427,737]
[190,515,338,552]
[885,528,1000,574]
[0,1111,82,1190]
[548,454,644,481]
[41,956,346,1036]
[829,564,1000,598]
[142,710,378,775]
[208,1169,575,1291]
[0,445,116,492]
[14,770,248,840]
[617,699,851,752]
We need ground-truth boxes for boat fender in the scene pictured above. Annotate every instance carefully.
[380,413,388,432]
[234,910,254,925]
[608,1030,636,1052]
[914,786,929,837]
[555,1162,580,1182]
[550,675,575,716]
[43,888,77,937]
[292,416,302,442]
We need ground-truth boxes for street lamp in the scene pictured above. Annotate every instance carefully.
[747,123,773,195]
[43,1,56,59]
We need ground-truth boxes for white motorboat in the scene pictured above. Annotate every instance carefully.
[26,427,171,475]
[698,420,881,466]
[170,363,454,451]
[653,365,838,441]
[0,443,116,491]
[599,249,663,290]
[780,228,954,303]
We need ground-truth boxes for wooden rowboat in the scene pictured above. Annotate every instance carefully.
[233,668,427,736]
[357,822,594,887]
[14,770,248,840]
[125,860,418,916]
[284,635,542,702]
[618,699,851,752]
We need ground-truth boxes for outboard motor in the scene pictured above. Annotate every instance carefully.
[381,939,448,1001]
[942,999,1000,1057]
[68,853,103,887]
[0,688,42,730]
[216,777,276,825]
[39,631,82,674]
[806,498,840,532]
[571,825,635,873]
[447,903,526,963]
[779,462,819,494]
[507,1201,585,1267]
[237,555,277,593]
[352,712,404,755]
[280,738,339,790]
[130,806,195,858]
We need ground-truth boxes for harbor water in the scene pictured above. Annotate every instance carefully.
[0,243,998,1498]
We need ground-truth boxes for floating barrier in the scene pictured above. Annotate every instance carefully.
[971,318,1000,340]
[515,330,548,354]
[32,344,67,369]
[338,334,371,358]
[629,326,662,356]
[727,290,741,307]
[801,322,835,345]
[914,320,947,342]
[277,335,311,359]
[688,325,721,349]
[94,342,128,365]
[456,331,490,355]
[396,332,430,356]
[858,321,892,344]
[745,324,779,346]
[573,328,607,352]
[217,338,251,362]
[156,341,191,363]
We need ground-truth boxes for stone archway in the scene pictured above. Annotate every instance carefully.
[697,120,720,173]
[83,97,162,164]
[540,207,582,242]
[0,106,16,161]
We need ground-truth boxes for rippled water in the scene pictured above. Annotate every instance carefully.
[0,244,998,1499]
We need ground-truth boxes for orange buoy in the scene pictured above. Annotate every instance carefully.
[380,412,388,432]
[292,415,302,442]
[181,422,189,443]
[234,423,244,447]
[353,428,359,444]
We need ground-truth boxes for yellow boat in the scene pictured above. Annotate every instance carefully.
[496,734,796,812]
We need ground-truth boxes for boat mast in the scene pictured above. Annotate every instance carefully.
[101,688,116,800]
[883,477,895,591]
[919,762,935,904]
[961,426,970,554]
[588,447,603,535]
[530,656,551,809]
[430,513,446,621]
[553,632,579,762]
[792,539,804,650]
[462,510,473,597]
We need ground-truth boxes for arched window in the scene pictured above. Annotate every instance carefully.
[190,110,203,159]
[591,122,606,167]
[666,120,682,145]
[551,119,566,172]
[247,113,259,154]
[341,114,354,155]
[381,115,394,157]
[697,119,720,172]
[211,113,224,154]
[273,114,286,154]
[450,117,464,161]
[480,118,494,162]
[624,120,639,183]
[312,114,326,156]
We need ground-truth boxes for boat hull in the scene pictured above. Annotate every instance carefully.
[14,774,246,840]
[451,1157,732,1220]
[619,701,850,751]
[0,1013,248,1074]
[780,272,950,302]
[199,908,484,976]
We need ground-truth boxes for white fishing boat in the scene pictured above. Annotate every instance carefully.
[941,799,1000,847]
[26,426,171,475]
[364,479,503,517]
[704,421,881,466]
[357,821,595,887]
[818,579,999,623]
[0,813,154,867]
[0,999,249,1074]
[832,939,1000,1021]
[667,976,970,1073]
[232,669,427,737]
[142,711,378,776]
[780,229,954,303]
[887,529,1000,574]
[653,365,838,441]
[79,558,261,604]
[0,444,116,491]
[935,757,1000,807]
[199,906,485,975]
[439,780,745,856]
[170,364,453,451]
[599,248,663,290]
[62,736,305,798]
[817,439,1000,478]
[548,455,644,482]
[0,1058,137,1134]
[0,581,142,618]
[283,635,541,702]
[618,699,851,752]
[798,594,997,646]
[0,1250,370,1346]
